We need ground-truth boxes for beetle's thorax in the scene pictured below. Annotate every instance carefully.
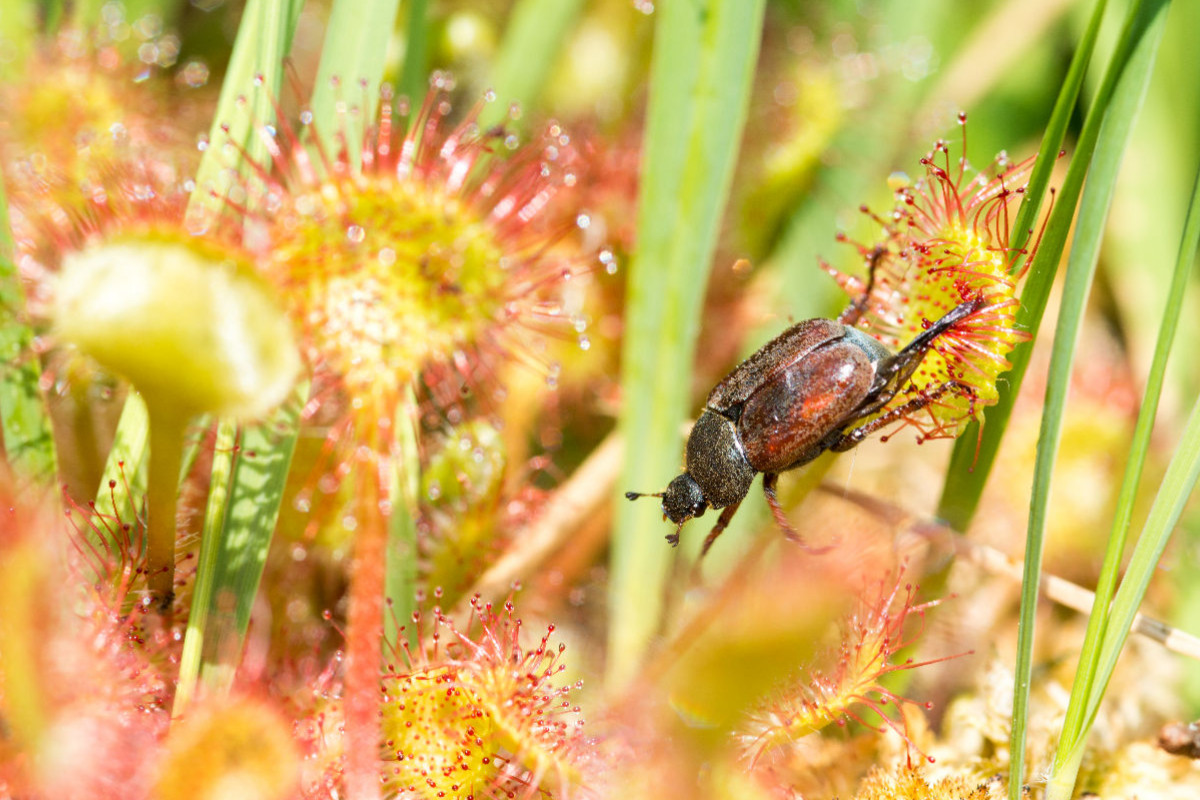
[839,325,892,381]
[685,409,756,510]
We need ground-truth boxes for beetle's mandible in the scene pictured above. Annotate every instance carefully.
[626,277,983,556]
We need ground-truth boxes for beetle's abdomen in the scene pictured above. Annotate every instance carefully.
[739,339,876,473]
[706,319,845,412]
[686,410,756,509]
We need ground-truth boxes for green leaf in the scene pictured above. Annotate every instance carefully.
[938,0,1113,531]
[174,419,238,716]
[1086,399,1200,726]
[397,0,431,107]
[308,0,403,175]
[92,393,149,549]
[1047,27,1191,800]
[0,173,56,484]
[608,0,767,688]
[479,0,586,129]
[186,0,304,221]
[195,397,302,694]
[1003,2,1171,797]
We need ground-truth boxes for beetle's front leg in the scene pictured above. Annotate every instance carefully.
[829,380,976,452]
[700,501,743,556]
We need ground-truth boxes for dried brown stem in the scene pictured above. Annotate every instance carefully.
[819,483,1200,662]
[450,430,624,627]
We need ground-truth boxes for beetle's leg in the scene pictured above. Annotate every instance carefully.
[762,473,835,553]
[762,473,794,536]
[851,296,987,420]
[838,245,886,327]
[829,380,976,452]
[699,501,743,556]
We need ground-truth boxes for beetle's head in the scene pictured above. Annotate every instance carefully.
[625,472,707,546]
[661,473,707,525]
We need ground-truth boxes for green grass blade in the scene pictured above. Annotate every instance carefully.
[1049,81,1196,800]
[180,0,301,663]
[92,393,149,551]
[195,396,302,694]
[938,0,1111,531]
[1083,397,1200,726]
[478,0,585,129]
[1008,3,1169,796]
[0,172,56,484]
[397,0,431,105]
[187,0,303,221]
[174,419,238,716]
[308,0,402,174]
[607,0,767,688]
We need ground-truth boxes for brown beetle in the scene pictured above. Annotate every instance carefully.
[627,280,982,555]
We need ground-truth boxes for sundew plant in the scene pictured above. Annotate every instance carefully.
[1,1,1199,799]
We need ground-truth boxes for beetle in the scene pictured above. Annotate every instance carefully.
[626,270,983,556]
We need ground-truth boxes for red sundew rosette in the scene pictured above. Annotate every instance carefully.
[738,577,962,769]
[378,597,593,798]
[824,117,1035,444]
[247,77,596,453]
[237,76,599,799]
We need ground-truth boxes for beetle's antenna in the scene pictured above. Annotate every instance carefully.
[624,491,663,501]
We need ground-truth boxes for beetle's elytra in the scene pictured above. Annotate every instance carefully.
[627,278,983,556]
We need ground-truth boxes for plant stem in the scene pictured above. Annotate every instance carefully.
[145,405,187,610]
[343,449,389,800]
[385,400,419,648]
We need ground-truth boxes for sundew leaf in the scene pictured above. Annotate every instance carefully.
[608,0,767,688]
[305,0,418,646]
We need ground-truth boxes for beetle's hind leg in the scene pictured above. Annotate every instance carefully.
[762,473,835,553]
[837,245,886,327]
[829,380,977,452]
[855,296,987,417]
